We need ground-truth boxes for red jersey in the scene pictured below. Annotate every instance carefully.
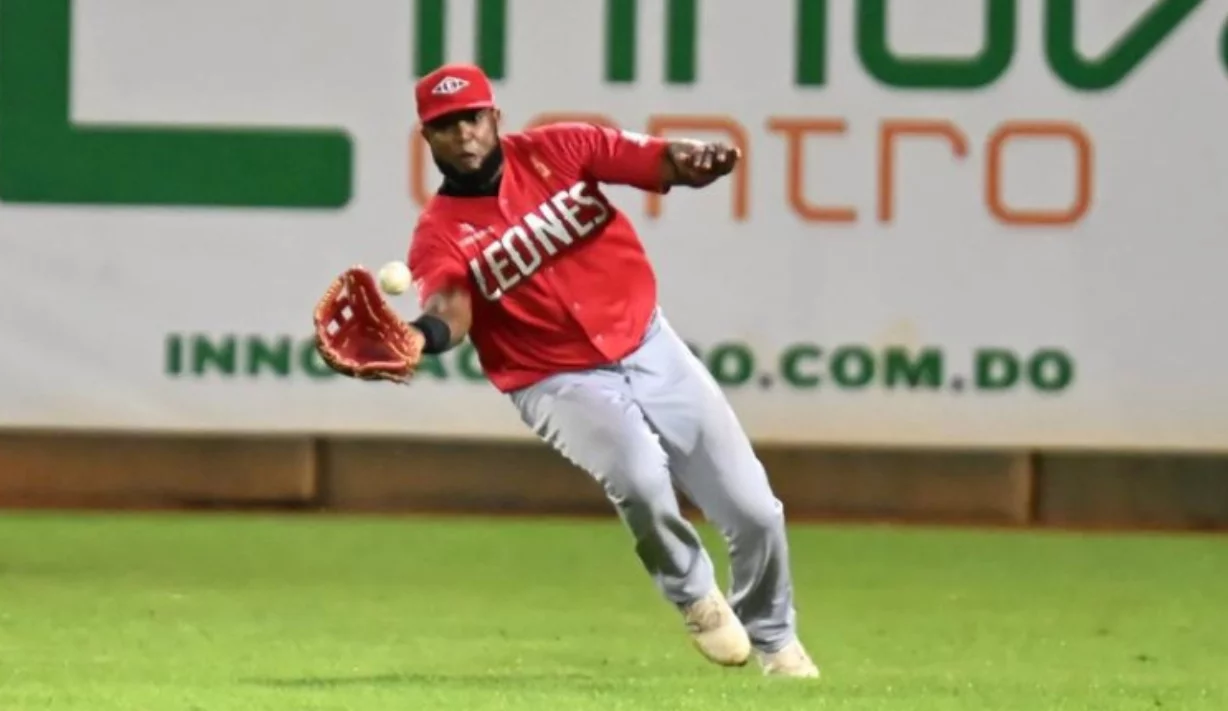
[407,122,672,392]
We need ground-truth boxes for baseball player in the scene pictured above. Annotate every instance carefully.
[313,63,818,678]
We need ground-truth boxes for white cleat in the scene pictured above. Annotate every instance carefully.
[681,590,752,667]
[755,638,821,678]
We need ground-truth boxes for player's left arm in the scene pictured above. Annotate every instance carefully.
[549,123,740,193]
[406,225,473,354]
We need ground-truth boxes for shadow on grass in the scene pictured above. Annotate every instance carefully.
[245,671,618,691]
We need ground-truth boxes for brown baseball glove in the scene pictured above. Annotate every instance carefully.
[312,266,424,384]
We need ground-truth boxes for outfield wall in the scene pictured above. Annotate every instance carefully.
[3,3,1227,530]
[2,433,1227,531]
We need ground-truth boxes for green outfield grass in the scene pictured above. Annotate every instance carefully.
[0,511,1224,710]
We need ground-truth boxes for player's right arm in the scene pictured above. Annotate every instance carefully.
[407,226,472,353]
[535,122,739,193]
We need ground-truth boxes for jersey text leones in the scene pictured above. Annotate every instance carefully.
[468,181,611,301]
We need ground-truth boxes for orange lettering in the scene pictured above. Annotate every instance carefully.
[986,121,1093,226]
[766,117,857,223]
[409,124,434,208]
[645,115,750,221]
[879,120,970,224]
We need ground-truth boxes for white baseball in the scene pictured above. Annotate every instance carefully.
[377,260,411,296]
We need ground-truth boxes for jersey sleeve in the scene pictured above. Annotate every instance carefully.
[407,224,467,309]
[539,123,670,193]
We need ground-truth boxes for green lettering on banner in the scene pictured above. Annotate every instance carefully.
[0,0,353,207]
[976,348,1019,390]
[857,0,1016,88]
[300,341,337,379]
[707,343,754,387]
[830,346,875,389]
[1028,349,1074,391]
[192,335,238,376]
[884,348,943,389]
[166,335,184,376]
[163,334,1077,394]
[780,344,822,388]
[247,337,293,377]
[606,0,638,82]
[1222,15,1228,74]
[605,0,697,83]
[477,0,508,79]
[1045,0,1203,91]
[163,333,506,380]
[457,344,487,382]
[413,0,506,78]
[414,0,446,76]
[795,0,827,86]
[666,0,698,83]
[416,355,448,380]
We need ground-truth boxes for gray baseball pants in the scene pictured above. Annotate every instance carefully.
[508,310,798,652]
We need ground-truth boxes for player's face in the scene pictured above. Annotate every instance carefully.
[422,108,501,173]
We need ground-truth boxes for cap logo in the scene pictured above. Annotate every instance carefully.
[432,76,470,95]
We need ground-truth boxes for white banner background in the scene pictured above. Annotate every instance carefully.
[2,0,1227,449]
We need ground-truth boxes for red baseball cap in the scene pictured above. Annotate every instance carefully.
[415,63,496,124]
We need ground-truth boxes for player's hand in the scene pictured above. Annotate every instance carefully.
[313,266,426,385]
[671,141,741,188]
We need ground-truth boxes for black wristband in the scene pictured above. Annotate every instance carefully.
[411,314,453,354]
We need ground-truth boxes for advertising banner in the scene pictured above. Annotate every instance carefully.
[3,0,1227,449]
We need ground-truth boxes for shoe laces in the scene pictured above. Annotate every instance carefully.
[684,598,724,633]
[775,641,813,667]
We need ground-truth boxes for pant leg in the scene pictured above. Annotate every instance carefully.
[509,367,717,607]
[620,313,799,652]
